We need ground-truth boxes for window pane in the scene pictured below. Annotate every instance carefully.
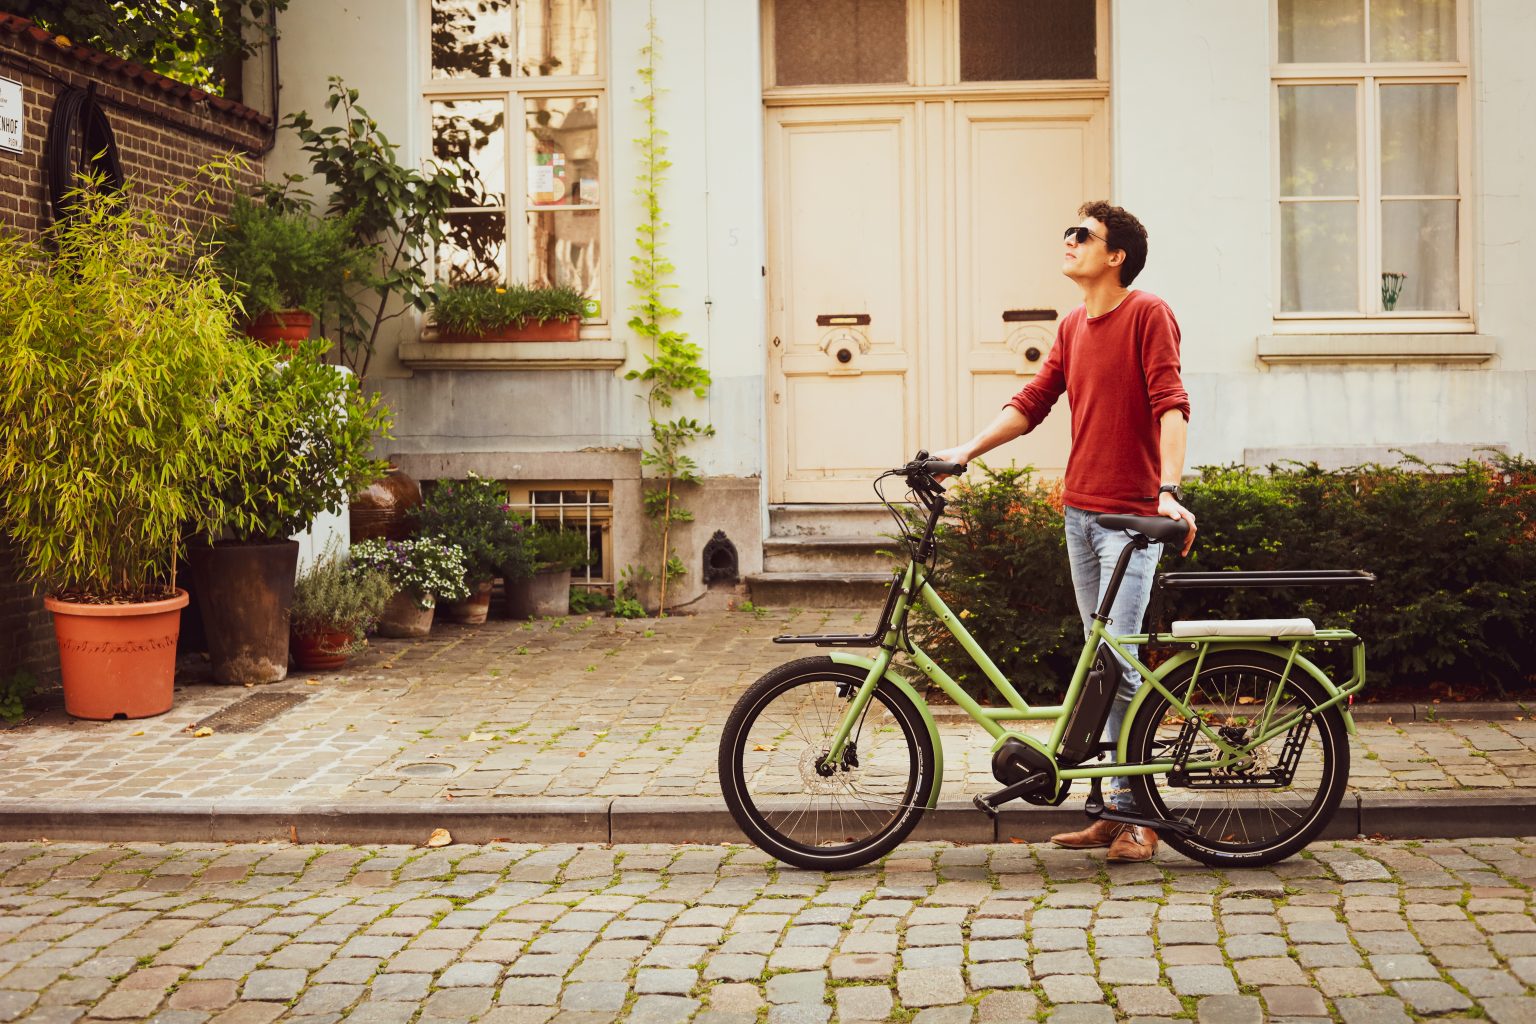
[1281,202,1359,312]
[774,0,907,86]
[959,0,1095,81]
[1370,0,1456,62]
[432,100,508,207]
[528,210,600,307]
[1278,0,1364,62]
[1380,84,1456,195]
[431,0,513,78]
[519,0,599,77]
[439,211,507,283]
[1381,200,1458,311]
[1278,86,1357,197]
[525,97,600,208]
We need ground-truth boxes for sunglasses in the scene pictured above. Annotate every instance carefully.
[1064,225,1108,245]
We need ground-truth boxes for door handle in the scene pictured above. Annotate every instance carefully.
[816,314,871,327]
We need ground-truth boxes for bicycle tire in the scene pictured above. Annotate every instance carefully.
[719,656,934,871]
[1125,649,1350,867]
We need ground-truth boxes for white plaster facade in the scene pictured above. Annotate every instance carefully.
[259,1,1534,606]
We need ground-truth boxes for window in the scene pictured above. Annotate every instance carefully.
[1274,0,1467,320]
[426,0,605,318]
[504,483,613,589]
[767,0,1100,88]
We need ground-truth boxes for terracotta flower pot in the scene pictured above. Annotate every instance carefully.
[244,310,313,351]
[437,315,582,343]
[291,628,355,671]
[441,579,493,625]
[350,467,423,543]
[44,589,189,720]
[504,566,572,619]
[377,592,434,638]
[188,540,299,685]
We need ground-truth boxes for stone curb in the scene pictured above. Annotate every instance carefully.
[0,791,1529,846]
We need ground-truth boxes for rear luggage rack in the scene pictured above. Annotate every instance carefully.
[1146,569,1375,647]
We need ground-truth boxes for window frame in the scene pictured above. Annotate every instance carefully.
[1270,0,1472,332]
[419,0,611,329]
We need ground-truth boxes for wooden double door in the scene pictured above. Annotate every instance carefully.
[766,97,1108,503]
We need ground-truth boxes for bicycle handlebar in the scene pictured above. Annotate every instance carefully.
[903,450,968,483]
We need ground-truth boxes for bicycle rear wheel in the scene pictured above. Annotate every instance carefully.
[719,656,934,871]
[1125,649,1349,867]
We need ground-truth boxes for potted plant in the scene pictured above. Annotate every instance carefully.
[0,179,261,720]
[350,537,469,637]
[505,527,590,619]
[430,281,589,342]
[413,474,529,625]
[290,547,394,670]
[187,340,392,684]
[213,193,367,349]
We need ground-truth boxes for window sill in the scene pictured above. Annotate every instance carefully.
[398,339,627,371]
[1255,334,1495,366]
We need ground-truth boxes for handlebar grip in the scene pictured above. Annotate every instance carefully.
[923,460,968,477]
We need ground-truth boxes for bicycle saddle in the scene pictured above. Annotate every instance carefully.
[1096,513,1190,545]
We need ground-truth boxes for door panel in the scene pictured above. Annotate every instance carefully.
[954,100,1106,477]
[768,106,918,502]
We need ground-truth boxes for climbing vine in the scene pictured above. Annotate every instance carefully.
[625,16,713,616]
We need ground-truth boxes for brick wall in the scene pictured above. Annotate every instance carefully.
[0,17,270,687]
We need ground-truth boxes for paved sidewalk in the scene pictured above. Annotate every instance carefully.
[1,610,1533,842]
[0,836,1534,1024]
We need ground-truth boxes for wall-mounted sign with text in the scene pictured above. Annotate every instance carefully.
[0,77,22,154]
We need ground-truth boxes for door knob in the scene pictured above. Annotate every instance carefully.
[836,347,853,364]
[1024,346,1042,362]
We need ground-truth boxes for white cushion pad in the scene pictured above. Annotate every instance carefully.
[1170,618,1316,638]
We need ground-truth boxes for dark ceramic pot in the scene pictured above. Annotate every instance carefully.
[350,467,423,543]
[188,540,300,685]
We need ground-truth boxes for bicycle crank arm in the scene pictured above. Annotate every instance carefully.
[972,773,1048,818]
[1087,805,1201,840]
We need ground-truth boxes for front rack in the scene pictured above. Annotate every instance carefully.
[773,569,904,647]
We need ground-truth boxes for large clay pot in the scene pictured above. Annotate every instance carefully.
[244,310,313,351]
[350,467,423,543]
[377,592,434,638]
[441,579,493,625]
[437,315,581,343]
[504,567,572,619]
[44,590,189,720]
[292,629,355,671]
[188,540,299,685]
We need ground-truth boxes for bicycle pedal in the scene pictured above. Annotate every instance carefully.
[972,794,999,819]
[1092,807,1200,839]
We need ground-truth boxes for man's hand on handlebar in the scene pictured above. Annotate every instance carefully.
[927,445,971,482]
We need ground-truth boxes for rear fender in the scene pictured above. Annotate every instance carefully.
[829,652,944,808]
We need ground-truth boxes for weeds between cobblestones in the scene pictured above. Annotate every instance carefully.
[0,838,1533,1023]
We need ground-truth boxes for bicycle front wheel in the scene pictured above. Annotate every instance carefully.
[719,656,934,870]
[1126,649,1350,867]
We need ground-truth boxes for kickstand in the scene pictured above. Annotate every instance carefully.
[1084,776,1106,820]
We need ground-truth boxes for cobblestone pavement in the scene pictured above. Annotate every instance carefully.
[1,837,1535,1023]
[1,611,1533,805]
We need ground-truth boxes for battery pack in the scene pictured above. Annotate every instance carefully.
[1059,642,1120,765]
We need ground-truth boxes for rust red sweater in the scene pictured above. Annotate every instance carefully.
[1007,290,1190,515]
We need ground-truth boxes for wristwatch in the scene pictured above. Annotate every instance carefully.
[1158,483,1184,503]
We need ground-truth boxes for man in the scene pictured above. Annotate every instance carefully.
[933,200,1195,863]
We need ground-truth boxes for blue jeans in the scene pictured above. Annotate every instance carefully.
[1064,506,1162,811]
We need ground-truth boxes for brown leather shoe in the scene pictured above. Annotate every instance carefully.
[1107,823,1159,862]
[1050,817,1123,849]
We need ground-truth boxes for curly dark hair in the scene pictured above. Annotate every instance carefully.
[1078,200,1148,286]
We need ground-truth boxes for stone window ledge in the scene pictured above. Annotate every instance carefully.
[398,339,627,371]
[1256,334,1496,366]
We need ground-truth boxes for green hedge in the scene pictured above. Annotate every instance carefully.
[911,455,1536,702]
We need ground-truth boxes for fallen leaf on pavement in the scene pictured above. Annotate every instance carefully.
[191,727,214,737]
[306,679,321,686]
[668,675,684,682]
[425,828,452,848]
[467,732,496,742]
[387,718,400,724]
[1236,696,1260,705]
[382,663,395,669]
[577,750,587,757]
[753,744,775,752]
[131,730,144,737]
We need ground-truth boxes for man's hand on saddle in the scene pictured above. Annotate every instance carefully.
[1159,491,1197,556]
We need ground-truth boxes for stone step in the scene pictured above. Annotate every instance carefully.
[745,571,894,608]
[768,503,892,538]
[761,536,902,574]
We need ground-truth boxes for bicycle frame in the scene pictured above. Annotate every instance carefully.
[820,558,1366,795]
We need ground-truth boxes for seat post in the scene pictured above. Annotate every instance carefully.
[1094,534,1150,623]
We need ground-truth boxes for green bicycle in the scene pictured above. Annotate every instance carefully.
[719,453,1373,870]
